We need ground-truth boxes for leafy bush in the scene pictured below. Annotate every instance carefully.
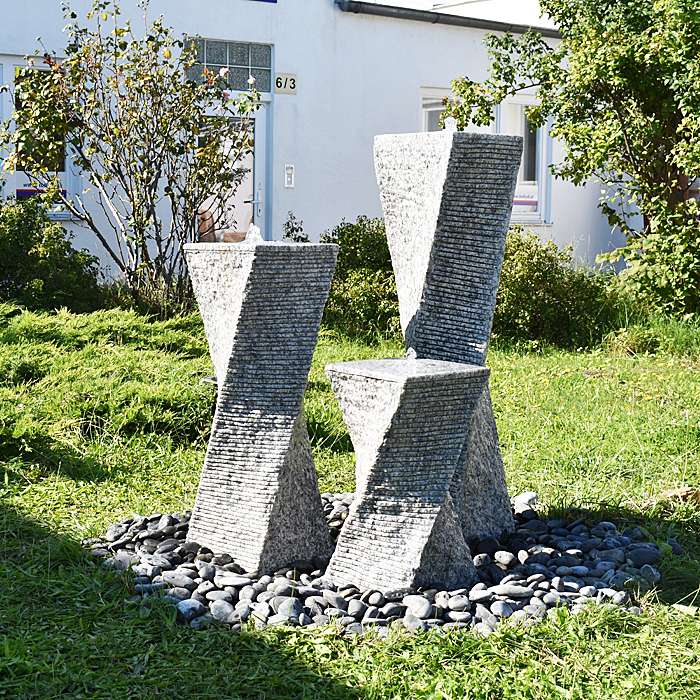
[600,202,700,316]
[323,269,401,341]
[0,196,101,312]
[320,217,400,341]
[322,216,393,279]
[493,227,623,348]
[318,218,627,347]
[282,211,309,243]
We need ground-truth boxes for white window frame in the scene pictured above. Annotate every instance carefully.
[420,87,453,132]
[420,87,550,224]
[496,93,551,225]
[420,87,497,133]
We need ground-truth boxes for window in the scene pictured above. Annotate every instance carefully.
[422,97,445,132]
[499,100,541,218]
[14,67,66,173]
[522,113,538,183]
[421,90,493,135]
[419,90,547,221]
[187,38,272,93]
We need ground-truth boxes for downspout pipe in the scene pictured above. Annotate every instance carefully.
[335,0,561,39]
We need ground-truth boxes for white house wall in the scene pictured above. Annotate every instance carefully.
[0,0,613,273]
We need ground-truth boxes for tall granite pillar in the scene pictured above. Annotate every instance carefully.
[184,242,337,574]
[325,358,489,594]
[374,131,523,542]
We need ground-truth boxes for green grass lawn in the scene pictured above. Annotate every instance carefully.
[1,306,699,699]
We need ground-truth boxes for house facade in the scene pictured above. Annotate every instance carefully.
[0,0,622,274]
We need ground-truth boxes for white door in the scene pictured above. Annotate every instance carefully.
[199,104,268,241]
[229,104,268,236]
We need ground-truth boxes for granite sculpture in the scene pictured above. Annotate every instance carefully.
[325,131,522,593]
[325,358,489,594]
[184,242,337,574]
[375,131,523,542]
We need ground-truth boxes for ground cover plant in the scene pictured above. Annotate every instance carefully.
[1,306,699,698]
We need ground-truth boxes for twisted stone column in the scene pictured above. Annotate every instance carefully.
[325,358,489,594]
[184,242,337,574]
[374,131,523,542]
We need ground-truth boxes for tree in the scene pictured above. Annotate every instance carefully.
[0,0,259,309]
[444,0,700,314]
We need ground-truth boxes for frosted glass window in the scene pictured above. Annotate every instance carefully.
[251,44,272,68]
[229,43,250,67]
[229,67,251,91]
[251,67,271,92]
[206,41,227,65]
[187,37,272,93]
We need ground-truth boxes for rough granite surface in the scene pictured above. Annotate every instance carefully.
[325,358,489,594]
[374,131,522,541]
[184,242,337,573]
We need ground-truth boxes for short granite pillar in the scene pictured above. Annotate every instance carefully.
[374,131,523,542]
[184,242,337,574]
[325,358,489,594]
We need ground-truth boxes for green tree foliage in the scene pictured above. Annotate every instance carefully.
[444,0,700,314]
[0,0,258,309]
[0,194,100,312]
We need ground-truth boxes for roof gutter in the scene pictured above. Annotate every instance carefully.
[335,1,561,39]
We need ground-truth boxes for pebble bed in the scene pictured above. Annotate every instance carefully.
[85,492,679,637]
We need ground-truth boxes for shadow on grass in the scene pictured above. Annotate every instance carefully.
[0,500,361,699]
[0,429,114,483]
[76,393,216,447]
[538,500,700,606]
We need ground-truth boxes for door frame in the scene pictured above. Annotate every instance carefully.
[222,90,272,240]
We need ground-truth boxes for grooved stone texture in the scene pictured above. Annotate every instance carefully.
[184,242,337,574]
[325,359,489,594]
[374,131,523,541]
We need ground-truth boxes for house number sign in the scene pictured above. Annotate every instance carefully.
[275,73,297,95]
